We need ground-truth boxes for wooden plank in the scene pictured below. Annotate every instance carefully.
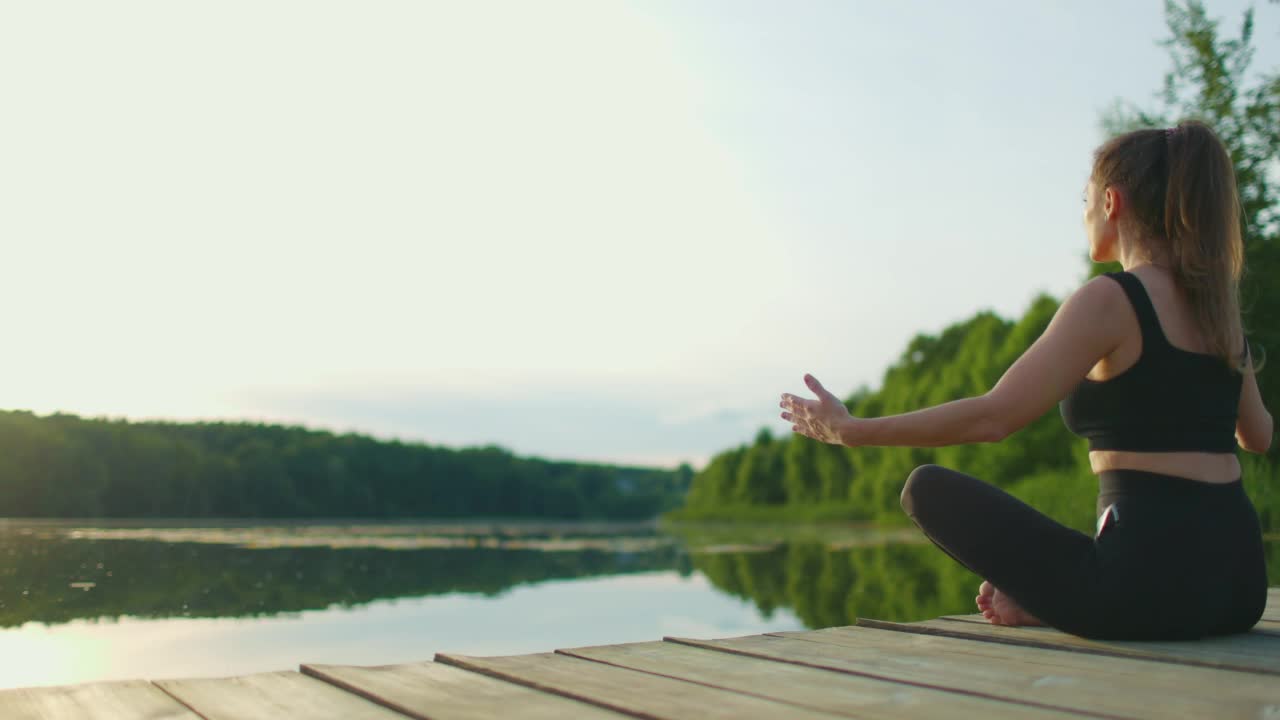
[156,671,411,720]
[939,613,1280,636]
[558,640,1091,719]
[906,614,1280,674]
[937,612,1280,636]
[436,650,847,720]
[788,626,1280,713]
[788,622,1280,676]
[1249,619,1280,637]
[0,680,199,720]
[303,661,628,720]
[668,628,1280,719]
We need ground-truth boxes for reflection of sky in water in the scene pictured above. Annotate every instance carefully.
[0,570,802,690]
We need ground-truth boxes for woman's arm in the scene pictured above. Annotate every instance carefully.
[850,395,1005,447]
[782,276,1127,447]
[1237,348,1273,453]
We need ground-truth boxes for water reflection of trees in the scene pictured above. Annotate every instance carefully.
[691,542,980,626]
[693,539,1280,628]
[6,529,1274,630]
[0,533,687,628]
[7,532,986,631]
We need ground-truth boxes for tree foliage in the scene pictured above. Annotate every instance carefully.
[0,411,691,519]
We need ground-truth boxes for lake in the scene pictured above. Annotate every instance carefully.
[0,518,1274,690]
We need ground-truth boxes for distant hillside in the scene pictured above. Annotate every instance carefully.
[0,411,692,519]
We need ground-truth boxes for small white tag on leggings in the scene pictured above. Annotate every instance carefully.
[1096,503,1119,537]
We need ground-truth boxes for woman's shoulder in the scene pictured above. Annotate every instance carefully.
[1071,273,1129,313]
[1053,274,1134,347]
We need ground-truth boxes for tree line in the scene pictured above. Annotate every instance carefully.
[0,411,692,519]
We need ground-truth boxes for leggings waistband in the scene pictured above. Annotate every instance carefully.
[1098,468,1243,499]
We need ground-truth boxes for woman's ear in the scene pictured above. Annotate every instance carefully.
[1103,186,1123,221]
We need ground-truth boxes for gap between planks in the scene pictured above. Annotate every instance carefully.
[554,639,1097,719]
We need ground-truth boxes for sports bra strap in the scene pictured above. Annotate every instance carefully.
[1106,271,1167,349]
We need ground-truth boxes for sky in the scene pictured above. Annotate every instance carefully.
[3,1,1277,469]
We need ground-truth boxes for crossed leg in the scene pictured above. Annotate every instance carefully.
[900,464,1100,634]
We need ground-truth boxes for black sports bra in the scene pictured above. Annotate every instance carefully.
[1059,271,1245,453]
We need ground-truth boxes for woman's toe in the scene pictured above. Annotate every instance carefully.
[976,581,995,607]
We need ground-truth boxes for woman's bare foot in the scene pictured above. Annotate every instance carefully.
[975,580,1044,627]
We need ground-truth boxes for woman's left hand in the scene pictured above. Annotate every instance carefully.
[780,374,854,446]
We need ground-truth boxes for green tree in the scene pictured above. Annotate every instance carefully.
[0,411,689,519]
[783,435,821,504]
[733,428,786,505]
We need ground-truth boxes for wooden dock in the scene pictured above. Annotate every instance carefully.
[4,587,1278,719]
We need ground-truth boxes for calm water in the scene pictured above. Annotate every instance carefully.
[0,519,1274,690]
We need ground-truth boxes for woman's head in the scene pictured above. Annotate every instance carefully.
[1087,120,1247,370]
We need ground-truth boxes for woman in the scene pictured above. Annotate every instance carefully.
[779,120,1272,641]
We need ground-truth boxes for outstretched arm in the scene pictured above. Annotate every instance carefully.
[781,276,1126,447]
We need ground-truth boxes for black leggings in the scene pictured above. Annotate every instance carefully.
[900,464,1268,640]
